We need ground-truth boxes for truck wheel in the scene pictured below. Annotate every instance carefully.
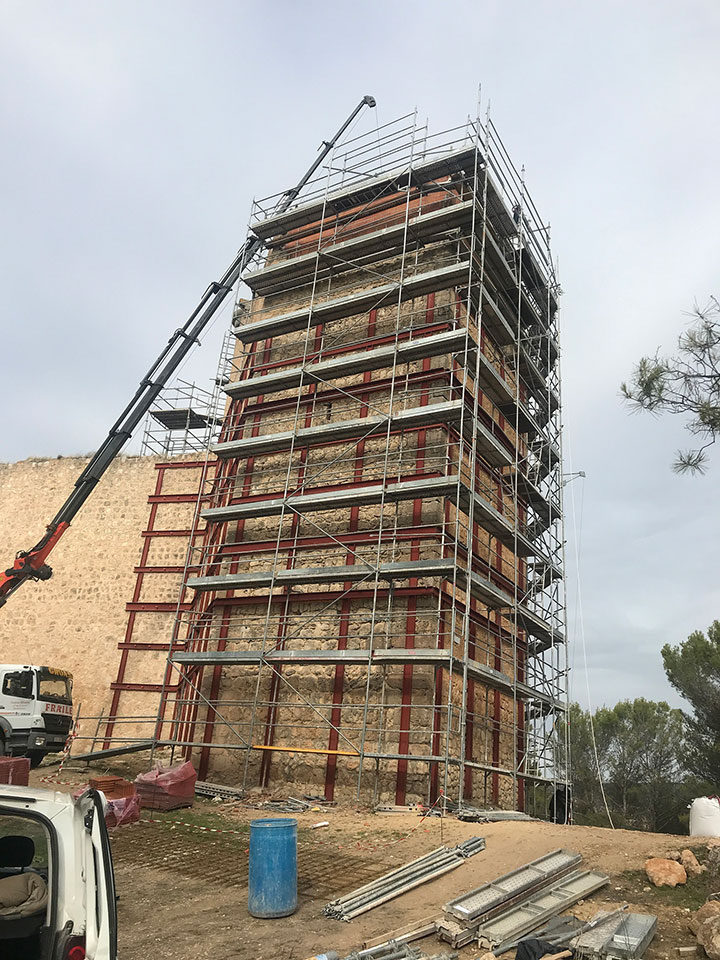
[0,735,6,757]
[27,751,46,769]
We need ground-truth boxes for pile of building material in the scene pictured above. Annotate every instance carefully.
[473,869,610,952]
[194,780,245,801]
[324,839,485,922]
[456,836,487,858]
[239,793,335,813]
[338,944,457,960]
[0,757,29,786]
[329,846,656,960]
[458,809,536,823]
[412,798,536,823]
[260,797,313,813]
[134,760,196,811]
[570,910,658,960]
[437,849,608,949]
[89,775,135,799]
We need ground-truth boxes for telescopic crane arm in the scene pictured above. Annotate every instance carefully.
[0,95,376,609]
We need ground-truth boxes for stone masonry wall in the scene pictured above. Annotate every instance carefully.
[0,454,183,744]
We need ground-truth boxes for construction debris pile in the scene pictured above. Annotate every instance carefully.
[317,839,666,960]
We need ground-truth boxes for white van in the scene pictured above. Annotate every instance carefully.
[0,783,117,959]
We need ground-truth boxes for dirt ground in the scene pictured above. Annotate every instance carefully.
[30,764,714,960]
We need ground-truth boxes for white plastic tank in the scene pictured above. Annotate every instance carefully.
[689,796,720,836]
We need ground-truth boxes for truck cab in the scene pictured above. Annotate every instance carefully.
[0,784,117,958]
[0,666,73,767]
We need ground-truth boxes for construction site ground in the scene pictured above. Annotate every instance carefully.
[31,765,713,960]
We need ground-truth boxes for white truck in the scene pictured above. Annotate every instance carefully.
[0,783,117,958]
[0,666,74,768]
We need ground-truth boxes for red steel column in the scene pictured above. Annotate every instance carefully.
[395,300,434,803]
[259,324,324,787]
[324,308,376,799]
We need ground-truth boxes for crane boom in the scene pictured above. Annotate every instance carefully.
[0,95,376,608]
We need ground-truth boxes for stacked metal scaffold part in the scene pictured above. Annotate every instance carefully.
[438,849,608,949]
[325,837,485,921]
[156,104,567,810]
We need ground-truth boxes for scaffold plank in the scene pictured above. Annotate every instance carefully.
[498,396,542,437]
[479,286,516,347]
[203,474,458,520]
[474,869,610,947]
[213,400,513,469]
[444,848,581,923]
[227,325,539,436]
[512,473,562,527]
[234,261,471,343]
[201,473,547,563]
[170,648,565,711]
[213,400,465,457]
[251,146,479,240]
[509,605,564,653]
[187,557,456,592]
[186,556,562,652]
[244,199,476,294]
[225,329,468,401]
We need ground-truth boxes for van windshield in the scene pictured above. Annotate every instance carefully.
[36,672,72,705]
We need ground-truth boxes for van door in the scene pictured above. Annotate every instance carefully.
[76,790,117,960]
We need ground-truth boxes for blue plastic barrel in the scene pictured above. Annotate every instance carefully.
[248,817,298,918]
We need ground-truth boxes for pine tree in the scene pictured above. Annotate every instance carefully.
[662,621,720,781]
[622,298,720,473]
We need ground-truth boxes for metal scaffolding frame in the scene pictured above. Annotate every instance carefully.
[96,105,568,811]
[139,332,235,457]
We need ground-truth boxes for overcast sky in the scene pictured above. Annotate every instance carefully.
[2,1,719,715]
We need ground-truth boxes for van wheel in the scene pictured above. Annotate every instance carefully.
[0,735,6,757]
[27,750,46,769]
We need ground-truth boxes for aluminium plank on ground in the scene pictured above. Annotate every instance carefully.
[475,869,610,948]
[444,848,581,923]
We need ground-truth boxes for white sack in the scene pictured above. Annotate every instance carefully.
[689,796,720,837]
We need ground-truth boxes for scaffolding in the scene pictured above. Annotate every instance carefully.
[99,106,567,812]
[140,333,235,456]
